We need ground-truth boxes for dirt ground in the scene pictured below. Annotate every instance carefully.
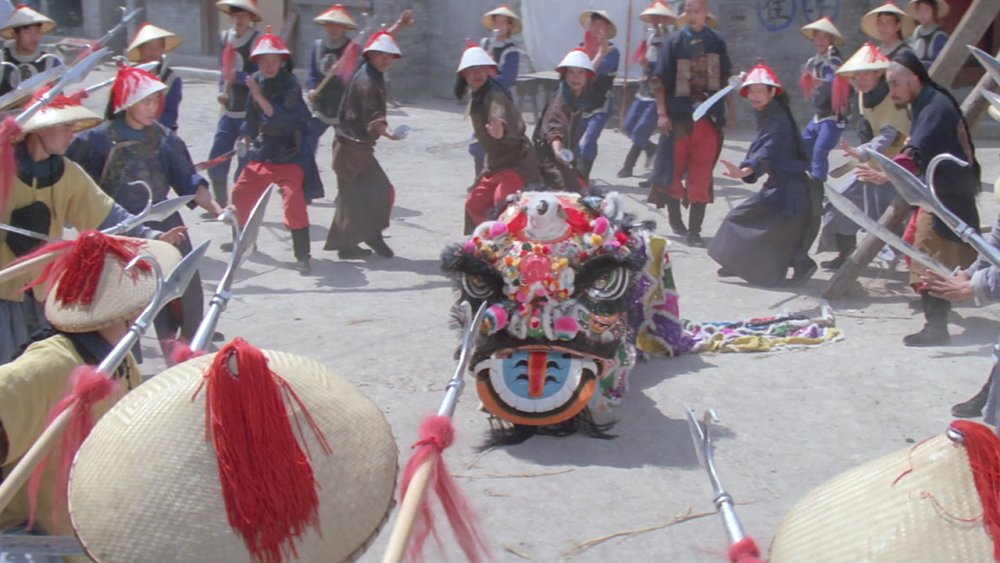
[76,66,1000,561]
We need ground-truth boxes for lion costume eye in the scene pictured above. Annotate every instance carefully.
[462,274,497,300]
[585,267,628,301]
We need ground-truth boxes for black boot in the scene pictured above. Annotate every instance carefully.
[820,234,856,270]
[903,292,951,347]
[686,203,706,246]
[474,157,484,179]
[579,158,594,183]
[665,198,687,236]
[365,234,395,258]
[617,145,642,178]
[211,181,228,208]
[952,371,994,418]
[643,141,656,169]
[291,228,311,274]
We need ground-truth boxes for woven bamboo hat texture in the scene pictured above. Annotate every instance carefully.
[801,17,845,45]
[20,89,102,134]
[837,42,892,76]
[216,0,262,22]
[769,429,995,562]
[640,2,677,24]
[579,9,618,39]
[907,0,950,20]
[69,343,398,563]
[676,11,718,29]
[862,2,917,42]
[39,233,180,333]
[0,5,56,40]
[125,23,183,62]
[482,5,522,35]
[314,5,358,29]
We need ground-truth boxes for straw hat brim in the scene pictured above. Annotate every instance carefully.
[837,47,890,76]
[483,7,522,35]
[0,14,56,40]
[45,238,180,333]
[126,28,183,62]
[216,1,262,23]
[769,432,994,562]
[640,5,678,24]
[862,5,917,41]
[22,105,103,135]
[801,19,845,45]
[907,0,950,19]
[314,10,358,29]
[677,12,718,29]
[579,10,618,40]
[69,349,399,563]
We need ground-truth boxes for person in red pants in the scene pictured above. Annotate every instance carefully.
[231,31,314,274]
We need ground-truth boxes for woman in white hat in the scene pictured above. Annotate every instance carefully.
[861,2,916,59]
[325,31,405,260]
[456,43,541,232]
[0,5,60,97]
[126,23,183,131]
[799,17,848,184]
[618,1,675,179]
[907,0,949,67]
[0,88,183,364]
[0,231,180,542]
[577,9,620,182]
[531,48,593,192]
[66,66,223,360]
[709,63,819,286]
[819,43,910,271]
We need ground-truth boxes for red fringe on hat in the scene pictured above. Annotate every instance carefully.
[401,414,491,563]
[196,338,332,563]
[951,420,1000,561]
[27,365,119,529]
[799,71,815,100]
[28,85,89,109]
[832,74,852,117]
[23,231,150,305]
[582,29,599,58]
[0,115,22,217]
[336,39,361,83]
[222,41,237,84]
[111,65,162,114]
[728,537,765,563]
[632,40,648,64]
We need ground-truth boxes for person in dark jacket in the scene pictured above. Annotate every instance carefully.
[861,2,916,59]
[906,0,949,67]
[708,63,819,287]
[532,48,593,193]
[799,17,849,184]
[576,9,620,182]
[0,5,61,97]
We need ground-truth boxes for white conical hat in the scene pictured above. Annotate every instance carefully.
[249,31,291,60]
[314,4,358,29]
[676,11,718,29]
[862,2,916,41]
[837,42,892,76]
[739,62,783,97]
[801,16,845,45]
[216,0,261,22]
[482,5,522,35]
[21,87,101,135]
[907,0,950,19]
[457,43,497,74]
[0,5,55,40]
[640,1,677,23]
[125,23,183,62]
[556,48,594,74]
[579,9,617,39]
[363,30,402,57]
[111,65,167,114]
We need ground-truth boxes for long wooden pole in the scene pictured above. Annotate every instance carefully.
[619,0,634,128]
[380,455,437,563]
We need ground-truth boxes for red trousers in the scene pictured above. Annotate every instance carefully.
[668,119,719,204]
[232,161,309,230]
[465,168,529,226]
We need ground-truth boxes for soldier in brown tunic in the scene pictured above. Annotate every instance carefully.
[532,48,593,193]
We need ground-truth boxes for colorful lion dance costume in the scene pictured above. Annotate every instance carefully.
[442,191,692,430]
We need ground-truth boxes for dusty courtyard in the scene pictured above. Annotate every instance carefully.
[74,64,1000,561]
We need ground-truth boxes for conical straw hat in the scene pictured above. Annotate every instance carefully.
[69,346,398,562]
[482,5,522,35]
[907,0,950,19]
[0,5,55,40]
[125,23,182,62]
[862,2,917,42]
[801,17,845,45]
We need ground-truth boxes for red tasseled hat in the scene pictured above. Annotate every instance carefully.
[110,65,166,114]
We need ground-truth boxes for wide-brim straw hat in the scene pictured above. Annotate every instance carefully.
[0,5,56,40]
[69,347,399,562]
[482,5,522,35]
[862,2,917,42]
[45,236,180,333]
[801,17,845,45]
[907,0,950,19]
[769,431,994,561]
[676,11,719,29]
[579,9,618,40]
[640,2,677,23]
[21,102,102,135]
[314,5,358,29]
[216,0,262,23]
[125,23,183,62]
[837,42,891,76]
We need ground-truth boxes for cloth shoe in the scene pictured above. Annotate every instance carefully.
[951,374,992,418]
[291,228,311,275]
[338,246,372,259]
[903,293,951,347]
[365,235,394,258]
[686,203,706,246]
[617,145,642,178]
[665,198,688,236]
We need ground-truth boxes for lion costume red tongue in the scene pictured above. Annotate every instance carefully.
[527,351,548,398]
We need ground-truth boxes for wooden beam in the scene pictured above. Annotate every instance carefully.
[960,48,1000,130]
[929,0,1000,87]
[823,196,910,299]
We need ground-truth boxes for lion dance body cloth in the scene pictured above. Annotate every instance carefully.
[442,191,692,428]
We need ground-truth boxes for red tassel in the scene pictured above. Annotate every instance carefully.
[165,339,207,365]
[222,41,237,85]
[832,75,852,117]
[728,537,765,563]
[582,30,599,59]
[336,40,361,84]
[27,365,119,529]
[401,415,490,563]
[632,40,648,64]
[951,420,1000,561]
[0,115,23,217]
[798,71,815,100]
[24,231,150,305]
[196,338,332,563]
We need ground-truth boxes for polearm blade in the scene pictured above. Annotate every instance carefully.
[0,222,58,243]
[0,65,66,110]
[15,47,110,126]
[969,45,1000,89]
[440,300,489,417]
[692,73,743,123]
[101,192,195,237]
[684,407,747,546]
[824,181,952,275]
[85,7,143,54]
[83,61,159,95]
[862,149,933,208]
[188,185,274,352]
[0,240,209,517]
